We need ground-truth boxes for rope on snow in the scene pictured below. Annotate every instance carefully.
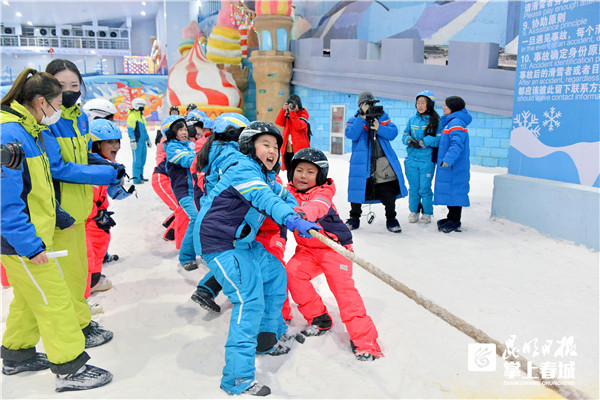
[308,229,590,400]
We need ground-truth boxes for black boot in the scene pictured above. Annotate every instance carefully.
[345,218,360,230]
[2,352,50,375]
[191,289,221,312]
[55,365,113,392]
[301,313,333,337]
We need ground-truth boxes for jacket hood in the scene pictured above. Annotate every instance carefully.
[441,108,472,127]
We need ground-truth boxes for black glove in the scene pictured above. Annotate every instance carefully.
[115,163,126,180]
[407,138,421,149]
[94,210,116,233]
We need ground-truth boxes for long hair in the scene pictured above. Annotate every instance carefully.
[1,68,62,107]
[195,126,243,173]
[418,96,440,137]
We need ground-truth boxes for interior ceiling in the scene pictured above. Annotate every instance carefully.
[1,1,160,27]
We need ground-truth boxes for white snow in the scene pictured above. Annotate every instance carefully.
[2,142,598,399]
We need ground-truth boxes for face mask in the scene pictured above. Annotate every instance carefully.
[41,104,62,126]
[138,107,145,113]
[62,90,81,108]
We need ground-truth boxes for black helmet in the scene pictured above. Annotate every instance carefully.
[169,106,180,114]
[238,121,283,172]
[186,103,198,112]
[287,147,329,186]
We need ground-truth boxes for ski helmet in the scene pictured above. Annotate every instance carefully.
[213,113,250,134]
[83,98,118,120]
[287,147,329,186]
[169,106,180,115]
[201,116,214,130]
[416,90,436,104]
[161,115,186,139]
[131,97,147,110]
[90,119,122,142]
[186,103,198,112]
[188,109,208,119]
[238,121,283,155]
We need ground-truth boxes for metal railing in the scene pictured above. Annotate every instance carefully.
[0,34,130,51]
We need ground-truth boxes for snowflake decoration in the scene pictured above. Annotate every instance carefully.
[513,110,541,137]
[542,107,562,132]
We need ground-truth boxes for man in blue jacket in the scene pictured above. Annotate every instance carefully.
[345,92,407,233]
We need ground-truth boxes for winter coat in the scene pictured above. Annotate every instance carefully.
[44,105,119,222]
[275,107,310,169]
[195,148,297,256]
[126,109,148,143]
[165,139,195,202]
[433,109,472,207]
[402,112,441,162]
[0,101,75,259]
[287,178,352,249]
[345,110,407,203]
[154,137,167,175]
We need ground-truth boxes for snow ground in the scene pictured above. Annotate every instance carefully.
[2,145,598,399]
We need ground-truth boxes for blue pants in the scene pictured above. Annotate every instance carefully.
[178,196,198,265]
[131,142,147,183]
[203,241,287,395]
[404,158,435,215]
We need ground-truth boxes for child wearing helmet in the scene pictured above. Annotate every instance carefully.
[83,98,117,122]
[85,120,132,303]
[127,97,150,184]
[169,105,180,115]
[193,121,320,396]
[402,90,442,224]
[285,147,383,361]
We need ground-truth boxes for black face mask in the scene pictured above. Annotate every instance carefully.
[138,107,145,113]
[62,91,81,108]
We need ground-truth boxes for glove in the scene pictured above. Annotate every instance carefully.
[115,163,126,181]
[286,214,321,238]
[107,183,136,200]
[93,209,116,233]
[441,161,450,167]
[146,140,152,148]
[418,139,426,148]
[293,207,307,220]
[130,140,137,151]
[407,137,421,149]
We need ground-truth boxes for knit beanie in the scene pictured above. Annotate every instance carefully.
[445,96,466,113]
[358,91,374,106]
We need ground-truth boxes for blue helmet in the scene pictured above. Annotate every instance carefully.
[416,90,436,104]
[161,115,186,132]
[201,116,214,130]
[90,119,122,141]
[213,113,250,134]
[188,109,208,119]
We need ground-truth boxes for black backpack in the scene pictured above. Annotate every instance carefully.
[298,117,312,143]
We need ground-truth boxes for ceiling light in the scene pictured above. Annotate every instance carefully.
[27,21,33,26]
[140,10,146,16]
[141,1,146,5]
[15,11,21,17]
[3,1,10,6]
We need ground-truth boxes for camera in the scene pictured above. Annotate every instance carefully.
[361,99,384,124]
[1,142,25,170]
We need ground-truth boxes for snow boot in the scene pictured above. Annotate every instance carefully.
[408,212,419,223]
[243,381,271,396]
[440,220,461,233]
[386,219,402,233]
[301,313,333,337]
[350,340,383,361]
[420,214,432,224]
[84,323,113,349]
[263,343,290,356]
[102,253,119,264]
[280,332,305,344]
[191,288,221,312]
[87,298,104,315]
[90,275,112,293]
[437,218,449,231]
[181,261,198,271]
[2,352,50,375]
[55,365,113,392]
[345,218,360,230]
[256,332,290,356]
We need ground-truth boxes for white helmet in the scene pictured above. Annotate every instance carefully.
[83,98,118,120]
[131,97,147,110]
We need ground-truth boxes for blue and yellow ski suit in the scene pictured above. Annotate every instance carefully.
[127,109,149,183]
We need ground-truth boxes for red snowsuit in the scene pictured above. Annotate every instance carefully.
[85,185,110,298]
[152,137,183,246]
[286,178,381,356]
[275,108,310,170]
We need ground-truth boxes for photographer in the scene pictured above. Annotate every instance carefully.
[275,94,310,171]
[345,92,407,233]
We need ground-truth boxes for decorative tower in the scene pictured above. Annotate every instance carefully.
[249,0,294,124]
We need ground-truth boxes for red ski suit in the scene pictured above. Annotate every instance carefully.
[152,137,184,246]
[275,108,310,170]
[286,178,381,355]
[85,185,110,298]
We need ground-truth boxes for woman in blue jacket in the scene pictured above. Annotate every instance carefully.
[345,92,407,233]
[434,96,472,233]
[194,122,319,397]
[402,90,441,224]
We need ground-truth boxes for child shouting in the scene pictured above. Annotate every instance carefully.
[285,148,383,361]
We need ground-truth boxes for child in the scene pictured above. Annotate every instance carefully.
[85,119,132,302]
[433,96,472,233]
[285,147,383,361]
[164,115,198,270]
[127,97,150,184]
[402,90,441,224]
[194,121,320,396]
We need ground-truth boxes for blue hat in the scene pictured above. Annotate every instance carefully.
[161,115,186,132]
[90,119,122,141]
[416,90,436,104]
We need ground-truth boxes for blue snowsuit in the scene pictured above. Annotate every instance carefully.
[127,109,149,183]
[345,111,407,203]
[433,109,472,207]
[402,112,441,215]
[194,147,297,395]
[165,139,197,265]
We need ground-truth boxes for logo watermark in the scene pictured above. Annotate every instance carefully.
[468,343,496,371]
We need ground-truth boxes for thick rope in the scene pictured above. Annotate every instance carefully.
[308,229,589,400]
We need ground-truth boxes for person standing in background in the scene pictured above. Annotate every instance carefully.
[275,94,310,171]
[127,97,151,184]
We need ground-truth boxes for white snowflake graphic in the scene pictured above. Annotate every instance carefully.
[513,110,541,137]
[542,107,562,132]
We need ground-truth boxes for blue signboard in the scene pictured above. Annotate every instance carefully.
[509,0,600,187]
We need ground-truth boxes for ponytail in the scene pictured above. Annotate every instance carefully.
[1,68,62,107]
[195,134,217,173]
